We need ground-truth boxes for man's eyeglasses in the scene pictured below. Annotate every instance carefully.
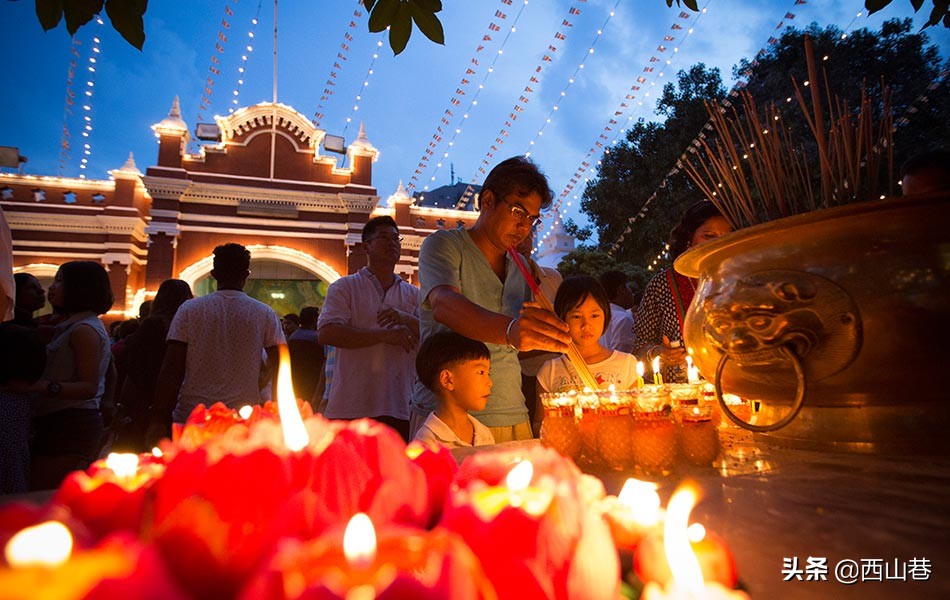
[366,234,404,244]
[502,199,543,228]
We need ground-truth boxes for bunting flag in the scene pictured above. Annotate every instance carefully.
[535,1,715,254]
[194,0,246,130]
[408,0,530,193]
[459,0,607,209]
[312,2,365,128]
[58,33,90,175]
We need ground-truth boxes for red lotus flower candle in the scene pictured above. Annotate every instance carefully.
[636,483,743,596]
[444,455,619,600]
[53,452,164,539]
[600,478,664,551]
[0,521,187,600]
[239,512,496,600]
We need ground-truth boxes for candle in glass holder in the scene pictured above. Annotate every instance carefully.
[629,387,675,474]
[636,361,646,388]
[652,356,664,385]
[539,392,582,460]
[595,390,635,470]
[678,406,720,466]
[576,389,601,465]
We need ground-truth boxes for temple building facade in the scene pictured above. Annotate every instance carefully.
[1,99,478,318]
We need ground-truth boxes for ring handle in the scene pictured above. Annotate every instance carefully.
[714,346,807,432]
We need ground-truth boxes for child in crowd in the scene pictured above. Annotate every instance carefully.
[537,275,638,394]
[412,331,496,449]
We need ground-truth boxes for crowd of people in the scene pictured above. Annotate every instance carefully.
[9,149,942,494]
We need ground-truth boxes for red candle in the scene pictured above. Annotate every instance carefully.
[53,452,164,539]
[0,522,187,599]
[444,456,619,600]
[239,513,495,599]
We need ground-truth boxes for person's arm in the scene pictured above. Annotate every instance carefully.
[263,344,281,398]
[15,324,104,400]
[100,355,118,426]
[428,286,569,353]
[376,306,420,338]
[318,322,416,352]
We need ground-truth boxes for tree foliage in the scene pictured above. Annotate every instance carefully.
[583,19,949,272]
[557,248,651,294]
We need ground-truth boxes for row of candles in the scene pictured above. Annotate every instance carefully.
[539,383,747,473]
[635,356,703,387]
[0,348,749,599]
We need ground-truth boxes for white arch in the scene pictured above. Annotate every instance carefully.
[177,244,342,289]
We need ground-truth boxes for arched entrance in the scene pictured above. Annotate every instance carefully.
[178,245,342,315]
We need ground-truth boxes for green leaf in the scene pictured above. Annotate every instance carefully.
[368,0,398,33]
[105,0,146,50]
[413,0,442,12]
[63,0,104,35]
[682,0,699,12]
[389,1,412,55]
[910,0,924,11]
[410,2,444,45]
[35,0,64,31]
[864,0,892,15]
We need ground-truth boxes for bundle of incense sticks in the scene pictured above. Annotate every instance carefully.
[507,247,600,391]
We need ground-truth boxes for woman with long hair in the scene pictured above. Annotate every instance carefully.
[112,278,192,452]
[634,200,733,382]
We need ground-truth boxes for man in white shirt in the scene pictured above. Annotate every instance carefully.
[318,216,419,442]
[153,243,285,431]
[599,270,636,354]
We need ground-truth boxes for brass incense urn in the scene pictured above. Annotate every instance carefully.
[674,193,950,452]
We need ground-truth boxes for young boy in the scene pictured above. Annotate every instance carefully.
[412,331,496,448]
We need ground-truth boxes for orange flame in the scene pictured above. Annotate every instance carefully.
[663,482,704,595]
[276,345,309,451]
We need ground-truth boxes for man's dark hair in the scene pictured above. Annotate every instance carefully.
[283,313,300,325]
[213,243,251,281]
[362,215,399,243]
[599,270,629,300]
[58,260,114,315]
[150,279,193,317]
[481,156,554,211]
[299,306,320,328]
[415,331,491,392]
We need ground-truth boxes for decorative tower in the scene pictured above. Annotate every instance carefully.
[346,122,379,187]
[535,217,575,269]
[151,96,189,169]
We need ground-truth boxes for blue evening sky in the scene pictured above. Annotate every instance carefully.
[1,0,946,240]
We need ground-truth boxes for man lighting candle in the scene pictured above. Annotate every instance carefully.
[410,157,570,443]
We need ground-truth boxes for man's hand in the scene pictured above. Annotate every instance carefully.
[377,306,410,328]
[382,324,417,352]
[508,302,571,353]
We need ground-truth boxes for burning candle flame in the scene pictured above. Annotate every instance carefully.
[663,483,705,595]
[4,521,73,568]
[617,478,662,527]
[151,447,163,458]
[276,345,309,451]
[636,361,645,377]
[343,513,377,569]
[506,460,533,492]
[105,452,139,479]
[652,356,661,376]
[238,405,253,420]
[687,523,706,543]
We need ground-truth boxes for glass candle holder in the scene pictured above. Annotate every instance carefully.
[627,387,675,474]
[575,390,601,465]
[668,383,701,418]
[539,392,581,460]
[678,404,720,466]
[595,391,635,470]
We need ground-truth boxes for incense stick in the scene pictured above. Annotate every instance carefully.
[506,247,600,391]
